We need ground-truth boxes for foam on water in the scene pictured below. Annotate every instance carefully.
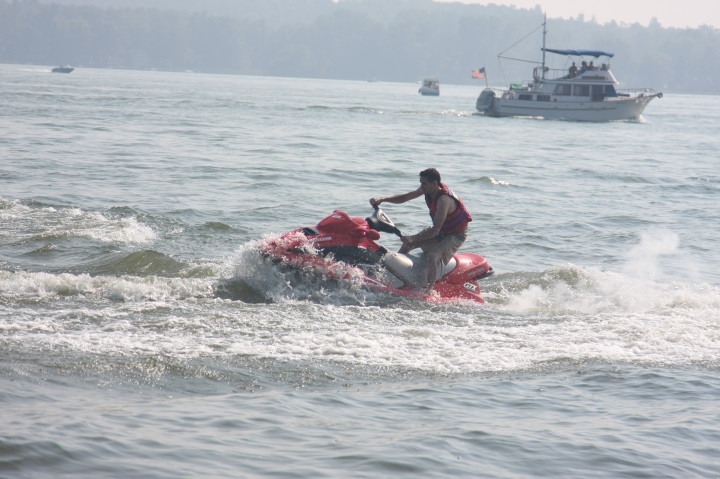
[0,197,157,245]
[3,233,717,378]
[0,270,214,302]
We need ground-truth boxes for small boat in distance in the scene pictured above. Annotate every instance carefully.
[51,65,74,73]
[419,78,440,96]
[476,16,662,121]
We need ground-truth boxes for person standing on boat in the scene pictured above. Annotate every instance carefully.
[369,168,472,291]
[569,62,578,77]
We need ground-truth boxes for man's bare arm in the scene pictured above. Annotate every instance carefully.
[370,186,424,207]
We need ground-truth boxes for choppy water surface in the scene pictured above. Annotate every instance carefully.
[1,64,719,478]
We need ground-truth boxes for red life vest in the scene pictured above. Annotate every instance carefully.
[425,183,472,235]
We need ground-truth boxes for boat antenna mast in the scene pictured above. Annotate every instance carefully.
[541,13,547,80]
[495,14,547,84]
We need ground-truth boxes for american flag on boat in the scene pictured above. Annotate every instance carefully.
[471,67,486,79]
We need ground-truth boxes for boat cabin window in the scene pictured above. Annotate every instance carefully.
[518,94,532,101]
[536,94,550,102]
[573,85,590,97]
[604,85,618,97]
[554,84,572,96]
[591,85,605,100]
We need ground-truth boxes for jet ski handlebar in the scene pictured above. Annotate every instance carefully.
[366,206,403,237]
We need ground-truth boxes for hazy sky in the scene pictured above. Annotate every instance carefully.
[437,0,720,29]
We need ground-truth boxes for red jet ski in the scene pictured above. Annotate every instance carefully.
[260,207,493,303]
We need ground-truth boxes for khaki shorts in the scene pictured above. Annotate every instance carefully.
[407,229,467,264]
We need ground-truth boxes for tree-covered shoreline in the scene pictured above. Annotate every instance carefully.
[2,0,717,93]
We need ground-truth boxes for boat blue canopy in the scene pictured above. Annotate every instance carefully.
[542,48,614,58]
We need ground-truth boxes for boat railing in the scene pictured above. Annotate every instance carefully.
[484,86,524,99]
[533,66,613,82]
[615,88,663,99]
[483,84,662,101]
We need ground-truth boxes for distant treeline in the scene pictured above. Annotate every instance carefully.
[2,0,719,93]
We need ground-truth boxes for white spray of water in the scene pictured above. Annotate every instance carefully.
[498,229,714,315]
[620,229,679,282]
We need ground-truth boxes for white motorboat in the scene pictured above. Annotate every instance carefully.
[476,17,662,121]
[419,78,440,96]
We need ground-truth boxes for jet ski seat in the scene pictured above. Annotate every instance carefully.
[382,252,457,286]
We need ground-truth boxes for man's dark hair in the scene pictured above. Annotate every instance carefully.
[419,168,441,184]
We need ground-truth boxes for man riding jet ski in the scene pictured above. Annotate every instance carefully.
[259,205,493,303]
[370,168,472,292]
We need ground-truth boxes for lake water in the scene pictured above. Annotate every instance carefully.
[1,64,719,478]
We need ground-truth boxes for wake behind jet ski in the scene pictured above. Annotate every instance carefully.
[259,207,493,303]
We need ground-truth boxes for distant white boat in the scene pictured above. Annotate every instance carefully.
[419,78,439,96]
[476,16,662,121]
